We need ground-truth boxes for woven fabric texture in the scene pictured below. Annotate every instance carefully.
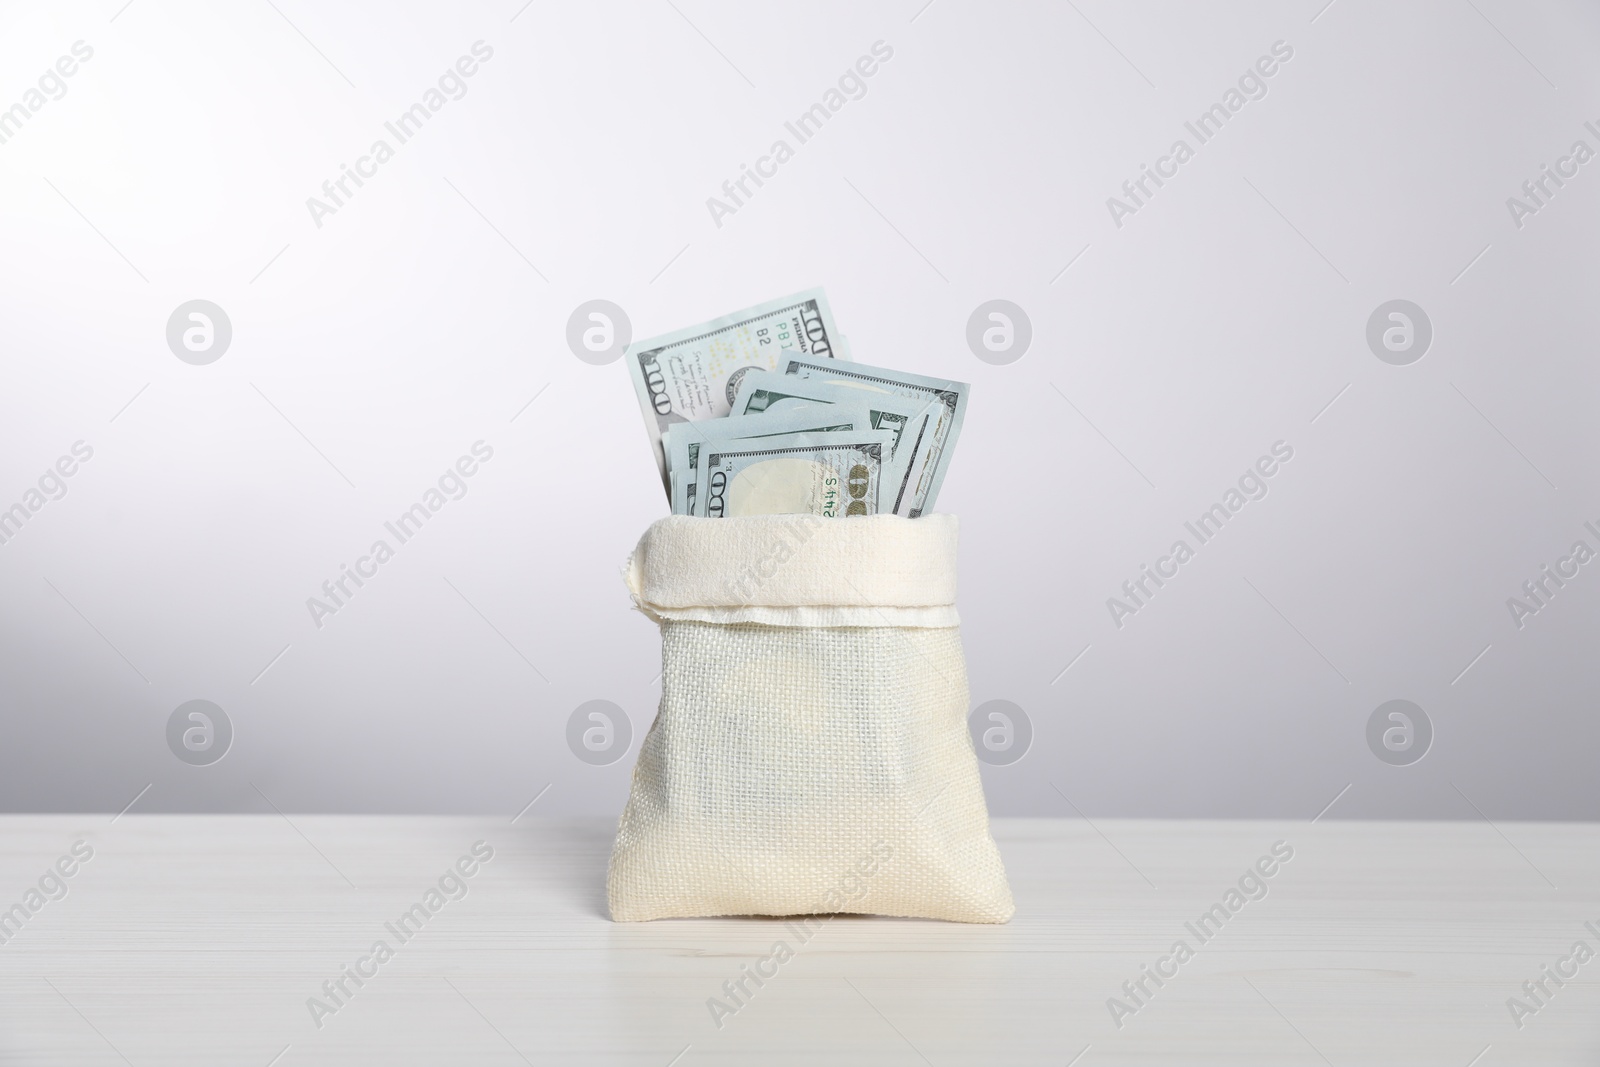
[607,515,1014,924]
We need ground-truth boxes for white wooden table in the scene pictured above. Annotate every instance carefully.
[0,816,1594,1065]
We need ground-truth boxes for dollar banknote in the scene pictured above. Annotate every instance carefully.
[664,404,872,516]
[778,356,968,517]
[695,430,895,519]
[626,288,846,497]
[729,370,942,517]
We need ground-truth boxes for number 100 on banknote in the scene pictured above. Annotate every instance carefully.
[625,289,846,495]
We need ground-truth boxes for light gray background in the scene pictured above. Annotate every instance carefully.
[1,0,1595,818]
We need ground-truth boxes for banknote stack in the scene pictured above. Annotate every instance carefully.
[625,288,968,519]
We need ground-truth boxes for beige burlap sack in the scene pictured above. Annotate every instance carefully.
[607,513,1014,923]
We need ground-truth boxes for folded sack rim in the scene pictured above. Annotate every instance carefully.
[623,513,960,629]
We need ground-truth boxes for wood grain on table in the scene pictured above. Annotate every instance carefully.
[0,816,1595,1065]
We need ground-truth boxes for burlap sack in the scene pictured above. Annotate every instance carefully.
[606,513,1013,923]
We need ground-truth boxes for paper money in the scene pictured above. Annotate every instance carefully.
[695,430,895,519]
[626,288,846,497]
[729,370,941,517]
[778,356,968,517]
[665,405,871,516]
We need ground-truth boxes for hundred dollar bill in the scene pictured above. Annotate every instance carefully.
[730,370,941,517]
[695,430,895,519]
[664,405,871,516]
[779,356,968,517]
[626,288,846,497]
